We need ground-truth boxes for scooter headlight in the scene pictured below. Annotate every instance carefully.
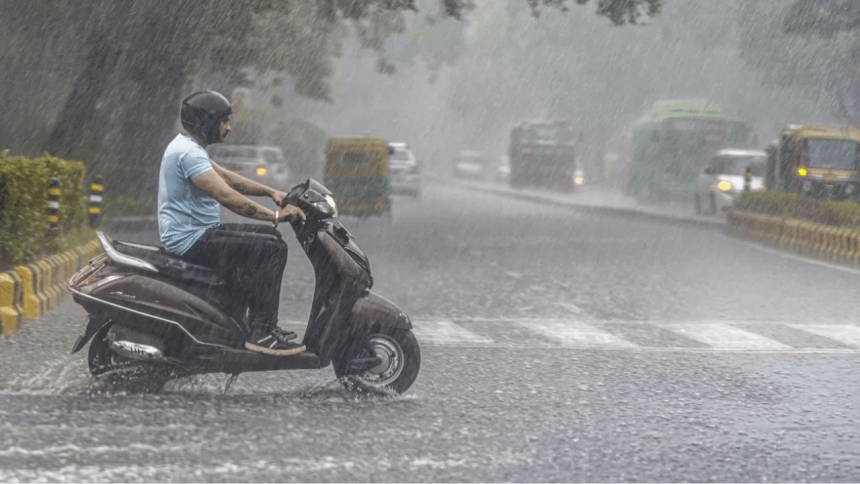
[312,195,339,218]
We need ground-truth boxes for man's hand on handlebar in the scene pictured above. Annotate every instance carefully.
[271,190,289,208]
[279,204,305,223]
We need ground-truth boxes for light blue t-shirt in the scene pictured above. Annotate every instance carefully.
[158,134,220,255]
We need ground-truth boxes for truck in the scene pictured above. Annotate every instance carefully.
[508,120,579,191]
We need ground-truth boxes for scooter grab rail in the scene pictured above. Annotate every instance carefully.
[96,232,158,273]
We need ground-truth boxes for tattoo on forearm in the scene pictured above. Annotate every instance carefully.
[241,203,257,217]
[231,181,247,192]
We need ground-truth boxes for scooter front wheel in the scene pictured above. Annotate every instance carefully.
[334,328,421,395]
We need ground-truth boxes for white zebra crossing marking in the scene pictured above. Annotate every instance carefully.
[409,320,493,345]
[518,320,637,348]
[789,324,860,348]
[408,319,860,353]
[658,322,791,350]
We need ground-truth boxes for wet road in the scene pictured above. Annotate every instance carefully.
[2,181,860,482]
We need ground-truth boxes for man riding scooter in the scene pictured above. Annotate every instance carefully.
[159,90,305,356]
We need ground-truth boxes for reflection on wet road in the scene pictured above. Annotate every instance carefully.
[3,181,860,482]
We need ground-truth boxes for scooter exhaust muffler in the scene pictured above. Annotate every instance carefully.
[107,324,166,361]
[110,340,164,360]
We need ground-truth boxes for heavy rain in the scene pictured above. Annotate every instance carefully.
[2,0,860,481]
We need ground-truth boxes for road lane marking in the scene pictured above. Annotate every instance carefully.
[521,320,637,348]
[788,324,860,348]
[410,320,493,345]
[656,322,791,350]
[408,319,860,353]
[555,302,584,314]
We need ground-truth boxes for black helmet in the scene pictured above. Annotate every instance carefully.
[180,91,232,145]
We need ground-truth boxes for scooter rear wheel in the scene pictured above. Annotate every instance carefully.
[334,328,421,395]
[88,324,171,392]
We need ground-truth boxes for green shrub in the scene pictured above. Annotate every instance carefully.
[736,191,860,228]
[0,152,89,268]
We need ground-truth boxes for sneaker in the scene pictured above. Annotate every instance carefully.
[271,326,298,342]
[245,329,306,356]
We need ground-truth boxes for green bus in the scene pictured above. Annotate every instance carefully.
[626,100,753,202]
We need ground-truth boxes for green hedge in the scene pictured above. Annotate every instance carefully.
[735,191,860,228]
[0,152,89,267]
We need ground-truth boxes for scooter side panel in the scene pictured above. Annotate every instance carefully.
[83,274,246,348]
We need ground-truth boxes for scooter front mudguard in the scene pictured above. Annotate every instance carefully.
[348,291,412,331]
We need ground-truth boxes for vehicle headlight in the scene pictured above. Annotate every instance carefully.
[717,180,733,192]
[256,167,268,176]
[312,194,338,218]
[574,176,585,185]
[798,167,808,177]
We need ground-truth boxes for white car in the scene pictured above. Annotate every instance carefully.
[208,144,292,189]
[453,151,485,180]
[388,142,421,198]
[574,167,585,187]
[494,156,511,183]
[694,149,766,215]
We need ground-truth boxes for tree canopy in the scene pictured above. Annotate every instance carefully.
[0,0,663,209]
[739,0,860,127]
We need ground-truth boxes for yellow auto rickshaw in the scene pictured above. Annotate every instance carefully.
[323,137,392,218]
[767,124,860,200]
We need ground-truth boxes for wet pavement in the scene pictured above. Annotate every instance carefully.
[2,180,860,482]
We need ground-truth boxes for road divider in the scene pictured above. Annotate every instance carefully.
[726,210,860,266]
[0,239,103,335]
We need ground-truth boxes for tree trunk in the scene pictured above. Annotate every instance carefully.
[109,1,205,199]
[45,0,129,158]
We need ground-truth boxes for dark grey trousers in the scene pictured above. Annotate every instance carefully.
[183,223,288,332]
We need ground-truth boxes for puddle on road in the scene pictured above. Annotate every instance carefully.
[0,359,420,407]
[0,354,95,395]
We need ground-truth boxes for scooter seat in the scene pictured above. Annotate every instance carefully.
[112,240,224,286]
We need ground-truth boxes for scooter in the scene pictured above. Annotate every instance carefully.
[68,179,421,395]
